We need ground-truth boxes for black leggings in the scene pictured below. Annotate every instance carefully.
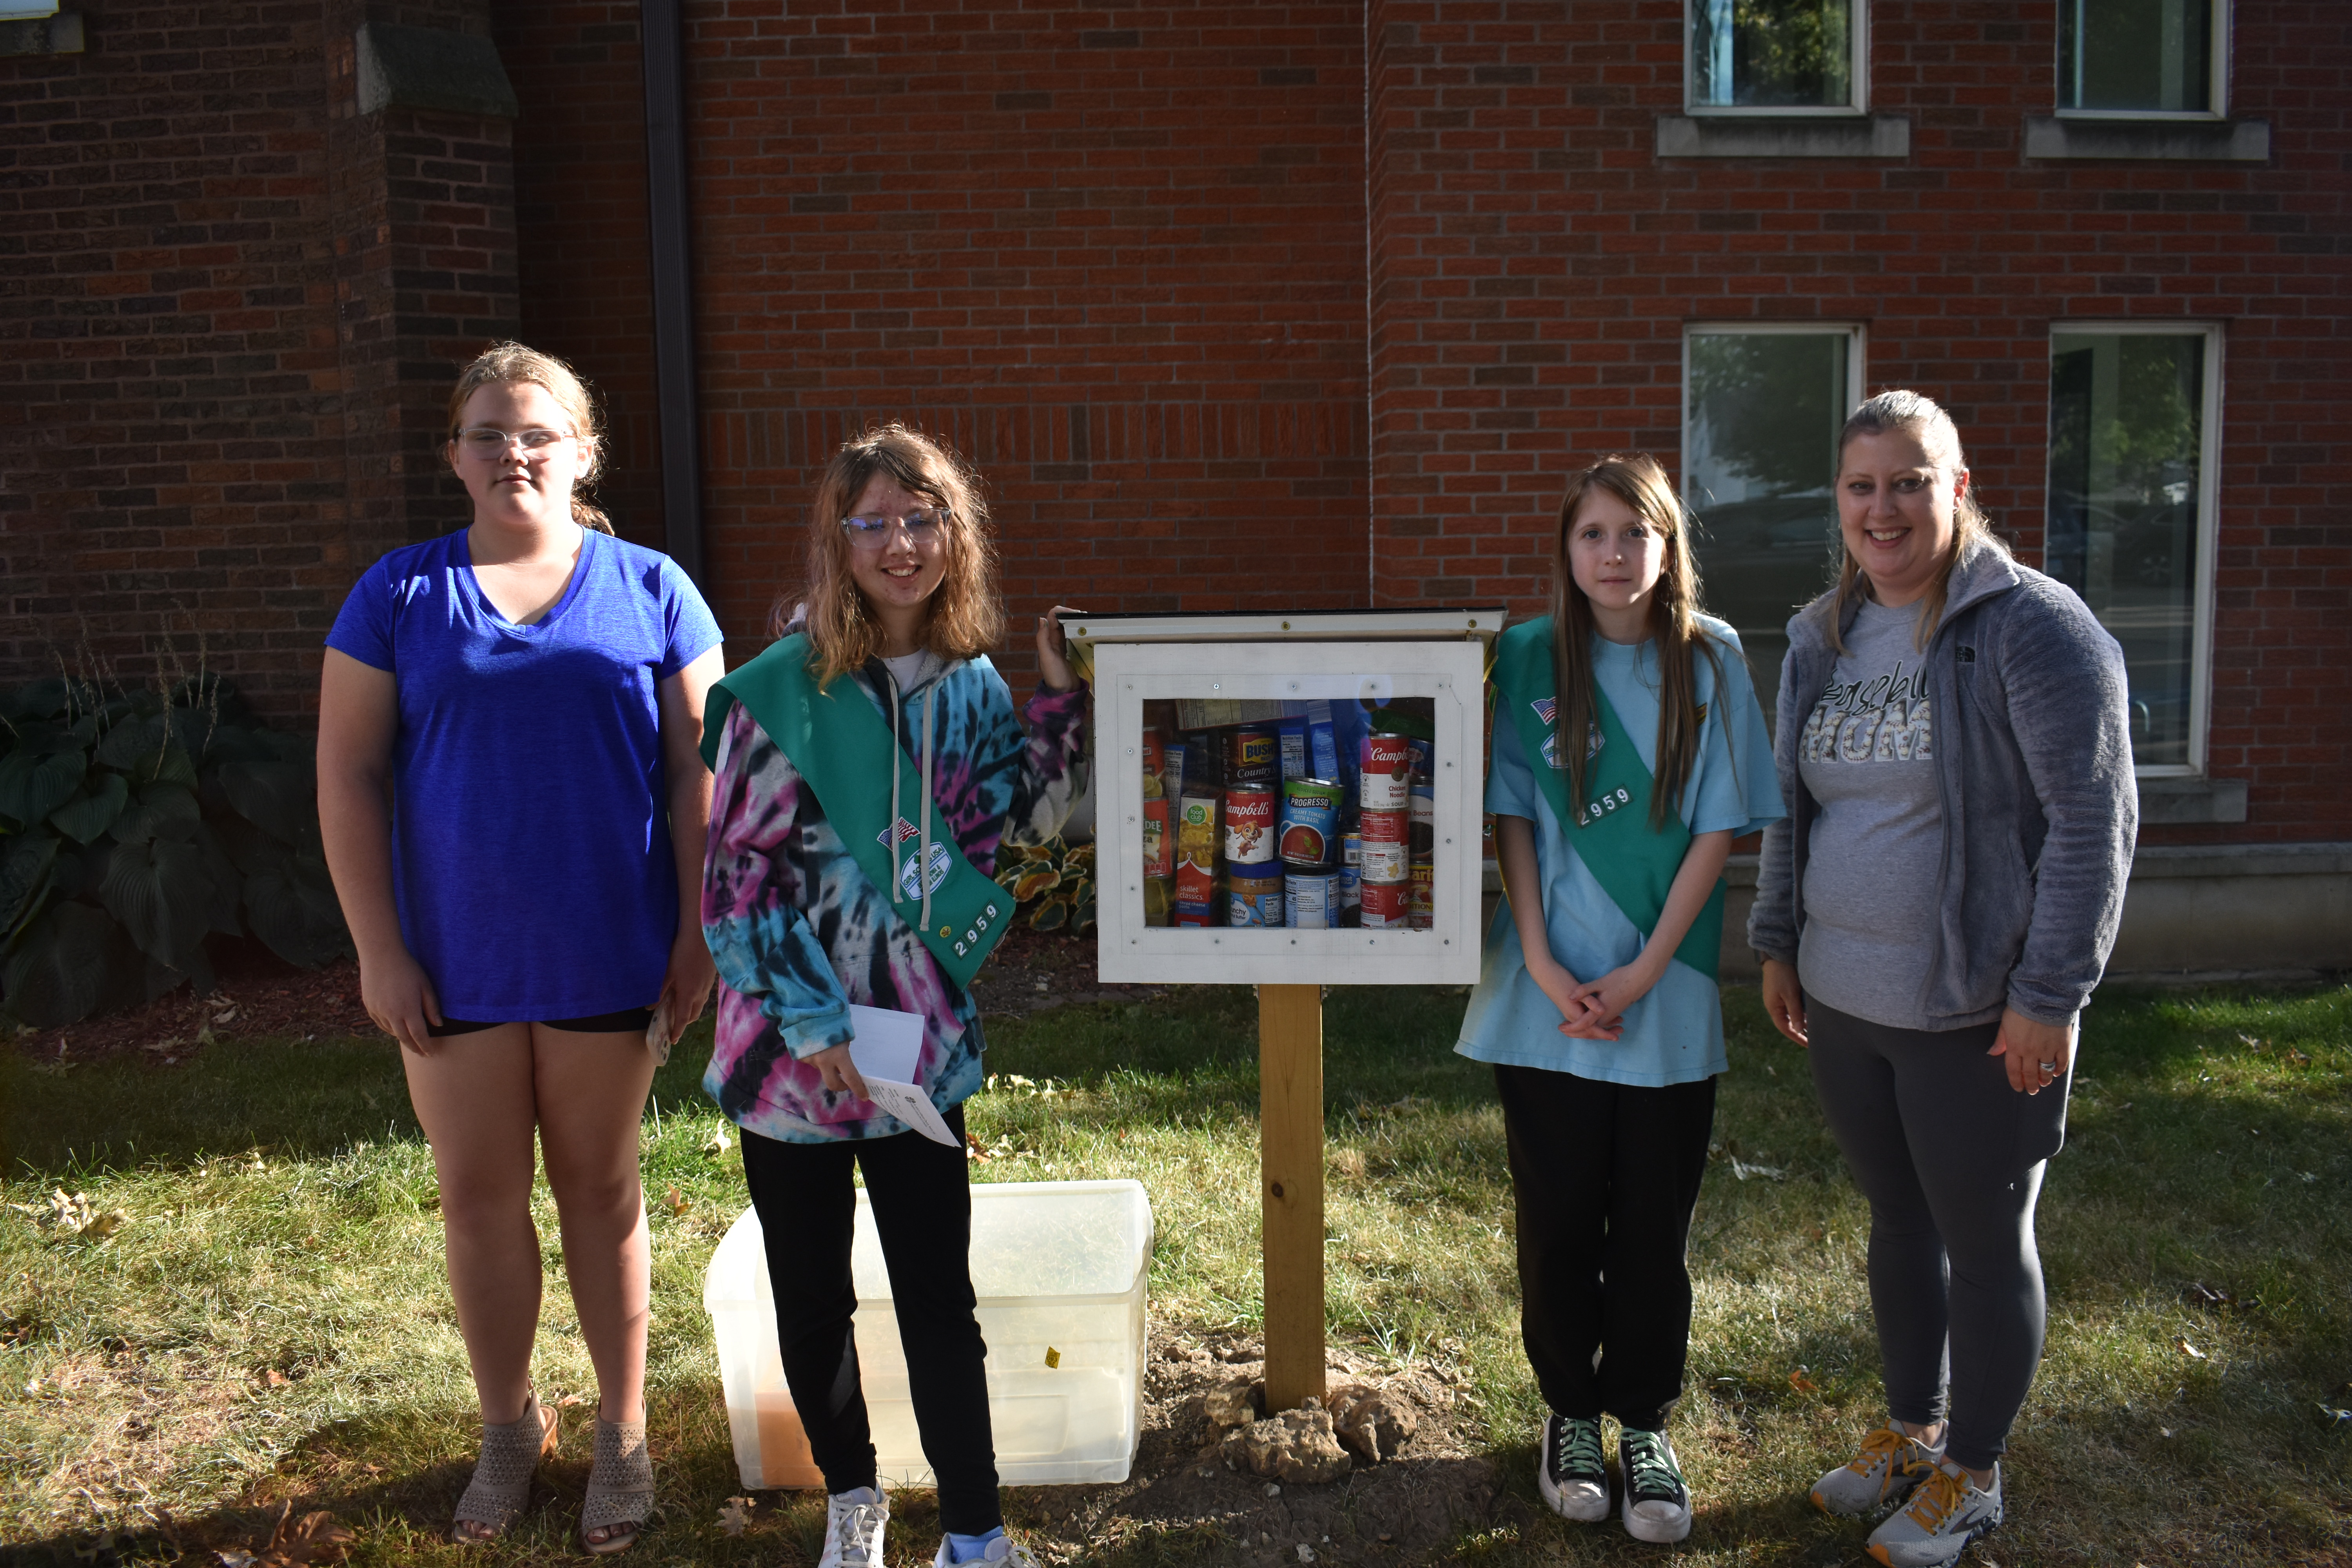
[1496,1063,1717,1432]
[740,1106,1000,1533]
[1807,1001,2067,1472]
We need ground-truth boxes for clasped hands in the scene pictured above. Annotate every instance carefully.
[1527,950,1666,1043]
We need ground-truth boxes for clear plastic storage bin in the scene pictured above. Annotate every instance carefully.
[702,1178,1154,1489]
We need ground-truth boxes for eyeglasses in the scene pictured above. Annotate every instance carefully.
[840,509,949,549]
[454,426,575,459]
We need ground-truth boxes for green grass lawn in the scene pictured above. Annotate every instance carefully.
[3,983,2348,1566]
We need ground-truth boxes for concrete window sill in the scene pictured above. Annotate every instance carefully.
[0,12,82,55]
[2024,116,2270,162]
[2137,775,2249,825]
[1656,114,1909,159]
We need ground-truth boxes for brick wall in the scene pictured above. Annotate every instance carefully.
[1363,0,2351,843]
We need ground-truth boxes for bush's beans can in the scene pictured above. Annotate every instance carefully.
[1409,782,1434,855]
[1357,808,1409,882]
[1408,854,1434,929]
[1142,797,1172,878]
[1178,794,1220,869]
[1223,786,1276,864]
[1277,778,1343,867]
[1359,732,1413,811]
[1359,877,1410,929]
[1143,875,1172,927]
[1227,867,1285,927]
[1141,726,1165,799]
[1285,871,1341,929]
[1338,862,1360,920]
[1228,726,1279,786]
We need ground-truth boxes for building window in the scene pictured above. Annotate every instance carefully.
[1689,0,1865,113]
[2059,0,2225,116]
[2046,327,2221,773]
[1682,325,1864,727]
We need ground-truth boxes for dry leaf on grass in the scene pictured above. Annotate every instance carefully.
[2178,1338,2207,1359]
[231,1503,354,1567]
[1788,1368,1820,1393]
[703,1126,732,1158]
[662,1186,690,1218]
[715,1497,753,1537]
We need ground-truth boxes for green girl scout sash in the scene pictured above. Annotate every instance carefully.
[701,634,1010,990]
[1492,617,1723,981]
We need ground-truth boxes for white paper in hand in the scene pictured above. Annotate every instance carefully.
[844,1005,960,1147]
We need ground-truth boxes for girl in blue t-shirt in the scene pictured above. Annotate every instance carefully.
[318,344,726,1553]
[1459,453,1782,1545]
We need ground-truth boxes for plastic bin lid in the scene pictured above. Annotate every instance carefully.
[704,1178,1153,1310]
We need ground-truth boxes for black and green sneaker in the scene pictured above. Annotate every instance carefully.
[1617,1427,1693,1544]
[1539,1414,1609,1521]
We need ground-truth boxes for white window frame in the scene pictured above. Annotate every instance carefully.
[2055,0,2231,122]
[2045,321,2224,778]
[1685,0,1870,117]
[1679,320,1869,508]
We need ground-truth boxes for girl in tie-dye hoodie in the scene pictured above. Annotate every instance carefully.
[701,425,1083,1568]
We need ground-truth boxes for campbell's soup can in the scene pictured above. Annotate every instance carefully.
[1409,783,1435,855]
[1338,862,1360,917]
[1224,786,1277,865]
[1228,726,1279,786]
[1359,877,1410,929]
[1359,732,1413,811]
[1286,871,1341,929]
[1358,808,1409,882]
[1142,797,1172,878]
[1277,778,1343,867]
[1227,867,1285,927]
[1408,854,1434,929]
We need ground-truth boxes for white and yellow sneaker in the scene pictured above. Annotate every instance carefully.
[1810,1424,1943,1517]
[1866,1458,2003,1568]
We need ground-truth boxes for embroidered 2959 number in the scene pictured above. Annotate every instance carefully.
[1577,786,1632,827]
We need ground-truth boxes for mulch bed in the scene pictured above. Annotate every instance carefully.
[6,939,375,1069]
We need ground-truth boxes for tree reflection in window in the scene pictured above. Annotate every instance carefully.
[1691,0,1855,109]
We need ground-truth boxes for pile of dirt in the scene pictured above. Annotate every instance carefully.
[996,1327,1502,1565]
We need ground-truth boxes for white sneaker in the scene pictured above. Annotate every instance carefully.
[820,1486,888,1568]
[1536,1414,1610,1521]
[1866,1459,2004,1567]
[931,1530,1039,1566]
[1616,1427,1693,1544]
[1811,1424,1944,1517]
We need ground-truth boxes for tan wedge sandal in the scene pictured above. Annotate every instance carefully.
[580,1417,653,1555]
[450,1390,559,1544]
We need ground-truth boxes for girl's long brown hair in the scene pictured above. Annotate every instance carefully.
[1549,454,1725,830]
[443,342,614,533]
[793,424,1005,689]
[1829,389,2007,653]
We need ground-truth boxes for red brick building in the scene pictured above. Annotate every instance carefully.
[5,2,2347,961]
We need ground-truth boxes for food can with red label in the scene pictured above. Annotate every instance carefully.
[1357,808,1409,882]
[1227,867,1285,927]
[1277,778,1343,867]
[1285,871,1340,929]
[1408,854,1434,929]
[1359,877,1410,929]
[1223,786,1277,865]
[1409,782,1435,855]
[1142,798,1172,878]
[1228,726,1279,786]
[1359,732,1413,811]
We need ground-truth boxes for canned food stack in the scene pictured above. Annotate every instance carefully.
[1136,698,1438,931]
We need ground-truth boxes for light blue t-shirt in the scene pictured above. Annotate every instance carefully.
[1456,618,1784,1087]
[326,526,724,1020]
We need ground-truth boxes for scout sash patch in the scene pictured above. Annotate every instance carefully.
[1491,617,1722,981]
[702,634,1010,989]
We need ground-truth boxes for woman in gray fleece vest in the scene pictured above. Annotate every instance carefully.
[1748,391,2136,1568]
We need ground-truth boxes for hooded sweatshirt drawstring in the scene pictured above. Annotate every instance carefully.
[882,658,939,933]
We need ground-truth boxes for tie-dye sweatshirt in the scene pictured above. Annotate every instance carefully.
[701,653,1087,1142]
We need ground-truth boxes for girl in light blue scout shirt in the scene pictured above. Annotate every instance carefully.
[1460,453,1782,1544]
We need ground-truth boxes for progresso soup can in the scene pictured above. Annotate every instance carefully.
[1277,777,1343,867]
[1359,877,1410,929]
[1357,808,1410,882]
[1227,867,1285,927]
[1359,732,1413,811]
[1224,786,1277,865]
[1285,871,1341,929]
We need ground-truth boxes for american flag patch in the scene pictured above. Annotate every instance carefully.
[1531,697,1557,724]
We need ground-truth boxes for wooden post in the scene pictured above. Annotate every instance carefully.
[1258,982,1325,1412]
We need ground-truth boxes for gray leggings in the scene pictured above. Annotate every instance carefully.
[1807,1001,2069,1472]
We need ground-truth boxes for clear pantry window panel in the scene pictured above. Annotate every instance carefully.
[2047,330,2216,770]
[1690,0,1858,110]
[2059,0,2217,115]
[1684,328,1856,731]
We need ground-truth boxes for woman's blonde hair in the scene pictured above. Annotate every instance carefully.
[444,342,613,533]
[793,424,1005,688]
[1831,389,2007,651]
[1549,453,1725,829]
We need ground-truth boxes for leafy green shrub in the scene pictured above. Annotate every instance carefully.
[0,672,351,1026]
[993,837,1095,934]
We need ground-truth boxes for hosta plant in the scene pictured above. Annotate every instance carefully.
[993,838,1095,935]
[0,672,352,1027]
